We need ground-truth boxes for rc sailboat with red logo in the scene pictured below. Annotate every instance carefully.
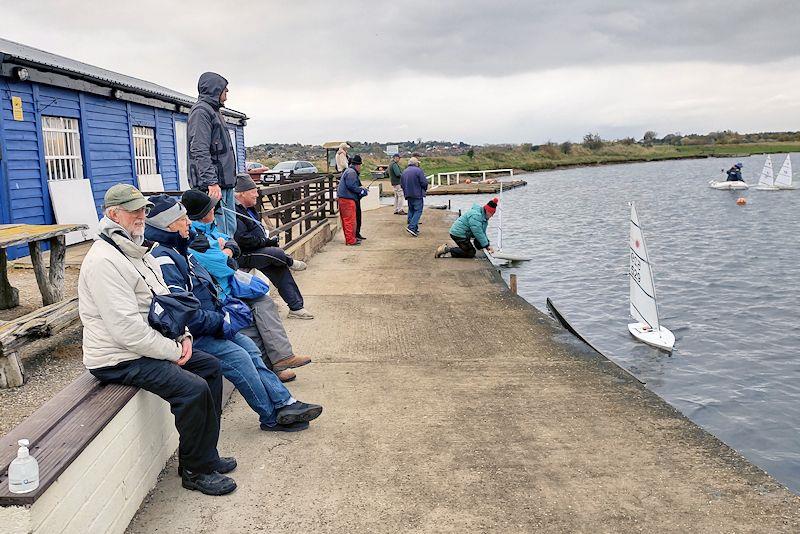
[628,202,675,352]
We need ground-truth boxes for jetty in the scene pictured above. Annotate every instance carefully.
[127,207,800,533]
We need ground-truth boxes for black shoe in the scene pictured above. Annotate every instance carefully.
[181,469,237,496]
[260,421,310,432]
[178,456,237,476]
[356,235,366,240]
[276,401,323,425]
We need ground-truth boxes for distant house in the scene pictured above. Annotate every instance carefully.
[0,38,248,257]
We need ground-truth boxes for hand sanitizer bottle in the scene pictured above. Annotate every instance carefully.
[8,439,39,494]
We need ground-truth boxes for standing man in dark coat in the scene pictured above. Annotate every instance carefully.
[388,153,406,215]
[337,155,368,245]
[400,157,428,237]
[188,72,238,237]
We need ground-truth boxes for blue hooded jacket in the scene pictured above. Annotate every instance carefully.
[337,165,365,200]
[189,219,238,296]
[144,225,227,338]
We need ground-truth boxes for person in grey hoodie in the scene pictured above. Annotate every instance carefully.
[188,72,238,236]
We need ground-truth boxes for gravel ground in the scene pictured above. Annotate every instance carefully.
[0,267,84,435]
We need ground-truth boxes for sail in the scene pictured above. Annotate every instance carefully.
[775,155,793,188]
[758,155,774,187]
[497,181,504,250]
[629,203,660,330]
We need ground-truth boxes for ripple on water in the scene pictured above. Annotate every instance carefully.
[444,155,800,494]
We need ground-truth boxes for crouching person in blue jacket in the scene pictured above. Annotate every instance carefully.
[435,197,498,258]
[146,194,322,432]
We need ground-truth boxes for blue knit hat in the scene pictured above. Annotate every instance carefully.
[146,194,187,230]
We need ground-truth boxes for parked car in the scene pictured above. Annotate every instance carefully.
[271,160,318,175]
[246,161,268,172]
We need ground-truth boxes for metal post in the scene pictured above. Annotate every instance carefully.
[510,274,517,295]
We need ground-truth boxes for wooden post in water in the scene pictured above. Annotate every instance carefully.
[510,274,518,295]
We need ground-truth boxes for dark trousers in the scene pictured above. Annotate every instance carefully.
[239,248,304,311]
[355,199,363,238]
[90,350,222,474]
[447,233,478,258]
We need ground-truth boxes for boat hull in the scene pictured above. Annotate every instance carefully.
[776,185,796,190]
[754,185,780,191]
[628,323,675,352]
[492,250,531,262]
[709,180,749,190]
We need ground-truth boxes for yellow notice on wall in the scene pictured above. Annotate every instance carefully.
[11,96,24,121]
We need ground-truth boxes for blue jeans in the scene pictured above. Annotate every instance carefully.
[407,198,424,232]
[194,333,294,427]
[214,187,237,237]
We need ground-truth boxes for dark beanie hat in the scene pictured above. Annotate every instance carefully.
[484,197,499,216]
[235,173,258,192]
[181,189,216,221]
[146,194,187,230]
[350,154,363,165]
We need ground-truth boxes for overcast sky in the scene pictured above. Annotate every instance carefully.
[3,1,799,145]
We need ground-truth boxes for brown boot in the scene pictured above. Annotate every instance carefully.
[273,354,312,372]
[276,369,296,382]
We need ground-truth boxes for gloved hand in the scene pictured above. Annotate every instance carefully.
[359,187,369,197]
[188,231,210,253]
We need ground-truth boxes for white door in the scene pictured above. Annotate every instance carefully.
[174,120,190,191]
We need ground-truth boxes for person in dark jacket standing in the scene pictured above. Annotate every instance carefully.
[337,155,368,246]
[188,72,238,237]
[388,153,406,215]
[400,157,428,237]
[232,174,313,320]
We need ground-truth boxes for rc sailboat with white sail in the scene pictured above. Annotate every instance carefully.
[774,155,795,190]
[628,202,674,352]
[754,154,779,191]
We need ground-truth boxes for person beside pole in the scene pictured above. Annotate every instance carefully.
[435,198,499,258]
[726,162,744,182]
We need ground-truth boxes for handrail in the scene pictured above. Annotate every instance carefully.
[431,168,514,186]
[256,173,338,248]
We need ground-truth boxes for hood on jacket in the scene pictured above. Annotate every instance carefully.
[98,216,149,257]
[144,224,189,254]
[197,72,229,109]
[470,203,488,219]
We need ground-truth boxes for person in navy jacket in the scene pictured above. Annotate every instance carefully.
[400,157,428,237]
[336,154,368,245]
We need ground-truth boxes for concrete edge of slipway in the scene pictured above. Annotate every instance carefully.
[471,234,794,495]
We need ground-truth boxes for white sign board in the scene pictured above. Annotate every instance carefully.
[385,144,399,156]
[47,179,99,245]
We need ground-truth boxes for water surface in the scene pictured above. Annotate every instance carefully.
[441,155,800,494]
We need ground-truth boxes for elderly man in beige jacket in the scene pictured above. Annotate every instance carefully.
[335,142,350,172]
[79,183,236,496]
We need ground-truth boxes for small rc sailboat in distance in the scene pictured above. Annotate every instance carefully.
[628,202,675,352]
[754,154,779,191]
[774,155,795,190]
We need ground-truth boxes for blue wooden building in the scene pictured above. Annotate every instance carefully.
[0,38,248,258]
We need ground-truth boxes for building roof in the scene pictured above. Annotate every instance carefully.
[0,38,247,119]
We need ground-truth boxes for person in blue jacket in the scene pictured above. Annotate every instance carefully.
[336,154,368,245]
[147,194,322,431]
[400,157,428,237]
[726,162,744,181]
[435,198,498,258]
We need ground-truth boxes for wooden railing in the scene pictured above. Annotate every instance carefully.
[256,173,339,249]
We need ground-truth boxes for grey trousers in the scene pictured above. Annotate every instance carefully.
[393,184,405,212]
[241,294,293,367]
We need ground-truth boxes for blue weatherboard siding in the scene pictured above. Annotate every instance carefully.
[0,76,244,259]
[84,95,136,214]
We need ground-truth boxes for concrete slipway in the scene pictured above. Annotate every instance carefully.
[127,207,800,534]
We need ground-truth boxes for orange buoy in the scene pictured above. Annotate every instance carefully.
[464,178,472,184]
[736,197,747,205]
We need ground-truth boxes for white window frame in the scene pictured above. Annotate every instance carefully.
[41,116,84,181]
[228,128,238,169]
[133,126,159,177]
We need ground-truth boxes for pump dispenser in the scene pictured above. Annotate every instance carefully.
[8,439,39,494]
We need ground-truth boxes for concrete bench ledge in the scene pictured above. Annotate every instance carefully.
[0,372,181,534]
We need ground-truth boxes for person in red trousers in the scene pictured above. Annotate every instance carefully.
[337,154,368,246]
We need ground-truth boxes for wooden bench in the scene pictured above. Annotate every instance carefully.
[0,297,81,388]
